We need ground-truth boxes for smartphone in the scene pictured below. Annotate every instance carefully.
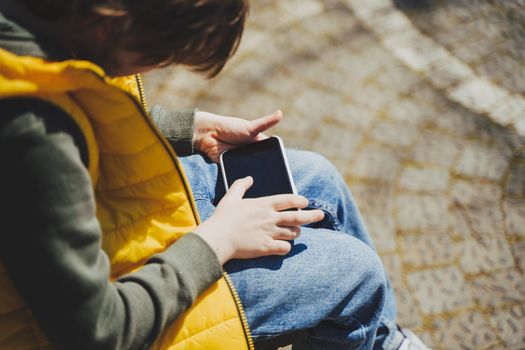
[219,136,298,199]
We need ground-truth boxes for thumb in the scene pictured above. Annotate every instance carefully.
[248,110,283,136]
[226,176,253,199]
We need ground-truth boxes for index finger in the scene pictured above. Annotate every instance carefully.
[262,194,309,211]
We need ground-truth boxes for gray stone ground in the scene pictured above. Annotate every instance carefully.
[144,1,525,349]
[396,0,525,95]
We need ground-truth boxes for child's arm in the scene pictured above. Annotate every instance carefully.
[151,104,283,163]
[0,101,223,350]
[150,104,196,156]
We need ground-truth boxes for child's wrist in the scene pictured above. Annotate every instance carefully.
[194,226,233,265]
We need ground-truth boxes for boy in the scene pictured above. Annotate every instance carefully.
[0,0,428,349]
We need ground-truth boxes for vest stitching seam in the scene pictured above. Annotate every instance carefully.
[102,205,190,236]
[96,169,175,193]
[88,113,136,126]
[98,139,157,157]
[170,315,239,346]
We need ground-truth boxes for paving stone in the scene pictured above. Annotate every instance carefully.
[369,121,419,148]
[407,266,472,314]
[330,49,387,87]
[323,158,351,179]
[454,142,510,180]
[364,214,396,252]
[404,82,453,111]
[144,68,205,110]
[448,206,474,238]
[277,132,317,153]
[469,269,525,308]
[401,233,457,267]
[410,131,463,167]
[225,55,276,82]
[275,111,321,136]
[272,0,324,25]
[395,194,449,232]
[458,237,515,274]
[395,288,423,329]
[313,65,365,95]
[490,94,525,127]
[401,0,525,96]
[416,332,436,349]
[302,6,359,40]
[349,183,394,215]
[432,311,499,350]
[399,166,449,192]
[351,145,402,182]
[239,92,292,120]
[449,180,506,237]
[386,98,434,126]
[428,108,480,136]
[313,126,362,160]
[451,179,503,208]
[478,52,525,95]
[455,203,506,238]
[512,241,525,273]
[349,83,401,112]
[193,95,237,117]
[259,71,306,98]
[383,30,445,72]
[424,58,475,90]
[503,199,525,237]
[451,38,497,64]
[291,88,341,120]
[489,304,525,349]
[329,103,379,131]
[505,162,525,197]
[250,0,324,30]
[206,75,258,100]
[367,8,414,35]
[515,117,525,137]
[381,253,403,286]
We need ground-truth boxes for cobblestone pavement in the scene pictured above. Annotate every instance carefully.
[396,0,525,95]
[144,1,525,349]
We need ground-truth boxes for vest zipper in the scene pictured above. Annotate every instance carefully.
[223,272,256,350]
[134,73,255,350]
[135,74,149,112]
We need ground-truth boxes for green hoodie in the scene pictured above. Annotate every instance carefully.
[0,4,223,350]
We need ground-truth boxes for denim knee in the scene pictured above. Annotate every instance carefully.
[338,238,387,325]
[288,150,343,186]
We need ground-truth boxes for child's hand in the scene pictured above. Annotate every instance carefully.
[193,110,283,162]
[193,176,325,264]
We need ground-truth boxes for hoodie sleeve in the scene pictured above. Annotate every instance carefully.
[0,99,222,350]
[150,104,196,156]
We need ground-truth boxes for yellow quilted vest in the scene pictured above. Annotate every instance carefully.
[0,48,253,350]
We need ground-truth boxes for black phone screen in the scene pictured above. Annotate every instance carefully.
[221,137,295,199]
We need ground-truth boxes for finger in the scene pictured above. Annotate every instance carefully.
[263,194,309,211]
[247,110,283,136]
[272,226,301,240]
[254,133,269,141]
[264,239,292,256]
[225,176,253,199]
[277,209,325,226]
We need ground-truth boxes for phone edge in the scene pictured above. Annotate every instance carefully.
[273,135,298,196]
[219,151,231,192]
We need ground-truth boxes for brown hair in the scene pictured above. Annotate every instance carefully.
[22,0,249,77]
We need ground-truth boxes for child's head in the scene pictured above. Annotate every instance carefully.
[22,0,248,77]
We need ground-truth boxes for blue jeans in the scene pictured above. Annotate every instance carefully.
[179,150,399,350]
